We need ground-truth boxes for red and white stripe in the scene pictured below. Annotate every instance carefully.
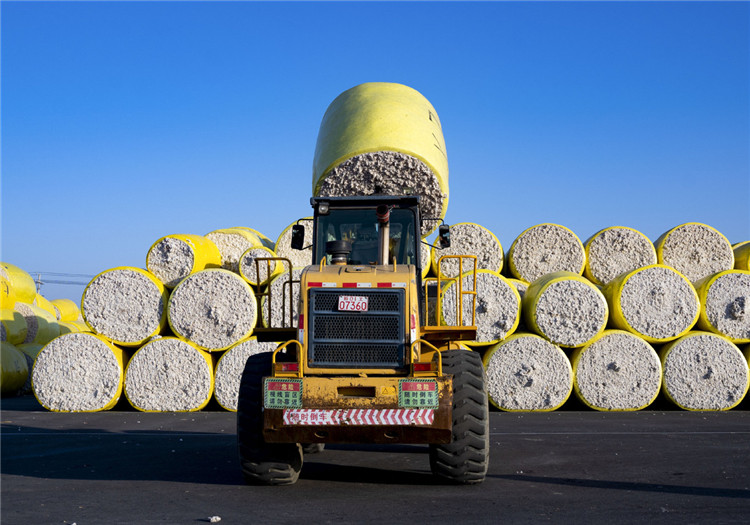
[283,408,434,426]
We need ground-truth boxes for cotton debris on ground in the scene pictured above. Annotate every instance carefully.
[507,223,585,284]
[213,337,278,411]
[584,226,657,286]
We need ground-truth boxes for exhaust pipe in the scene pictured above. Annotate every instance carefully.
[377,205,390,266]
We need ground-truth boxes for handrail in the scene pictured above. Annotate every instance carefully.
[253,257,298,328]
[425,255,478,328]
[409,338,443,376]
[271,340,304,378]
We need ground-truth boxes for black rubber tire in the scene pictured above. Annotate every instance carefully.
[237,352,303,485]
[429,349,490,484]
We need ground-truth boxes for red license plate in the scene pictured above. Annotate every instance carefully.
[338,295,369,312]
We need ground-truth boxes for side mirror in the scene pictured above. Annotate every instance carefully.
[438,224,451,248]
[291,224,305,250]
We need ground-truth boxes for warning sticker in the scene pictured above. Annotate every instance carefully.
[398,379,439,409]
[264,378,303,409]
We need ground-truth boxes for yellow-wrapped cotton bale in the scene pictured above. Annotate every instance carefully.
[17,342,44,394]
[431,222,503,279]
[1,308,28,345]
[205,228,263,272]
[583,226,657,286]
[14,302,60,345]
[275,218,313,269]
[694,270,750,343]
[32,293,57,318]
[51,298,81,322]
[734,241,750,271]
[214,337,278,411]
[233,226,276,250]
[1,341,29,396]
[147,234,222,288]
[0,263,37,305]
[655,223,734,283]
[313,82,449,237]
[507,224,585,284]
[239,246,283,287]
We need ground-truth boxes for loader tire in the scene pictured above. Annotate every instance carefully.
[237,352,303,485]
[429,349,490,484]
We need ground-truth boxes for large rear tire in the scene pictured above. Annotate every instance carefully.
[429,349,490,484]
[237,352,303,485]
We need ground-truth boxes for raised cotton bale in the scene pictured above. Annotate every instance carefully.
[660,331,749,410]
[571,330,662,411]
[205,228,262,272]
[214,337,278,411]
[168,269,257,351]
[655,223,734,283]
[0,262,37,305]
[507,224,585,284]
[695,270,750,343]
[14,302,60,345]
[1,308,27,344]
[440,270,520,345]
[239,246,283,287]
[275,219,313,269]
[82,267,168,346]
[482,333,573,411]
[312,83,449,237]
[146,234,222,288]
[734,241,750,271]
[51,298,82,322]
[32,332,127,412]
[523,271,608,348]
[583,226,657,286]
[261,268,303,328]
[1,341,29,396]
[124,337,214,412]
[604,264,699,343]
[430,222,503,279]
[32,293,58,319]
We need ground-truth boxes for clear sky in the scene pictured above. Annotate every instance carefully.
[2,0,748,303]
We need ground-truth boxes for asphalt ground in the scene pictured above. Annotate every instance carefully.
[2,395,749,525]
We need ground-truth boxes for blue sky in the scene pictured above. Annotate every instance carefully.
[2,0,748,303]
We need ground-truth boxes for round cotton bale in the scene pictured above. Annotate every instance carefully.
[1,342,29,396]
[124,337,214,412]
[51,298,81,322]
[32,293,58,318]
[0,262,37,304]
[571,330,662,411]
[146,234,222,288]
[507,224,585,284]
[694,270,750,343]
[205,228,262,272]
[275,218,314,269]
[583,226,657,286]
[232,226,276,250]
[214,337,278,411]
[82,267,168,346]
[431,222,503,279]
[660,331,749,411]
[32,333,127,412]
[1,308,28,344]
[312,82,449,237]
[482,333,573,411]
[440,270,521,345]
[239,246,283,287]
[14,302,60,345]
[604,264,699,343]
[168,269,257,351]
[421,241,433,278]
[1,275,14,309]
[506,278,528,301]
[261,268,304,328]
[523,271,608,348]
[733,241,750,271]
[16,342,43,395]
[655,223,734,284]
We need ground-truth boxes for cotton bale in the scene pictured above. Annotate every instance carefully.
[124,337,214,412]
[147,233,222,288]
[233,226,276,250]
[583,226,657,286]
[482,333,573,411]
[440,270,520,345]
[571,330,662,411]
[312,82,449,237]
[14,302,60,345]
[1,342,29,396]
[655,223,734,283]
[506,224,585,284]
[32,332,128,412]
[32,293,58,318]
[82,267,168,346]
[603,264,699,343]
[214,337,278,411]
[16,342,44,395]
[205,228,263,272]
[431,222,503,279]
[1,275,13,309]
[733,241,750,271]
[659,331,749,411]
[523,271,608,348]
[0,262,37,305]
[51,298,82,322]
[694,270,750,343]
[261,268,304,328]
[275,219,313,269]
[168,269,257,351]
[239,246,283,287]
[1,308,28,344]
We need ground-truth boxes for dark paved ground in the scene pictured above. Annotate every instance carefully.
[2,395,749,525]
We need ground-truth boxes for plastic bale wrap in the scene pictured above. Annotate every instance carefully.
[603,264,699,344]
[1,308,28,345]
[733,241,750,271]
[14,302,60,345]
[16,342,44,395]
[32,333,128,412]
[430,222,503,279]
[0,262,37,305]
[655,223,734,284]
[239,246,283,287]
[32,293,58,318]
[583,226,657,286]
[147,233,222,288]
[571,330,662,411]
[312,82,449,237]
[205,228,262,272]
[440,270,521,346]
[482,333,573,411]
[124,337,215,412]
[51,298,81,322]
[232,226,276,250]
[694,270,750,343]
[275,218,314,269]
[1,275,14,309]
[213,337,278,411]
[82,267,168,347]
[1,342,29,396]
[659,331,749,411]
[168,269,257,352]
[507,224,586,284]
[522,271,608,348]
